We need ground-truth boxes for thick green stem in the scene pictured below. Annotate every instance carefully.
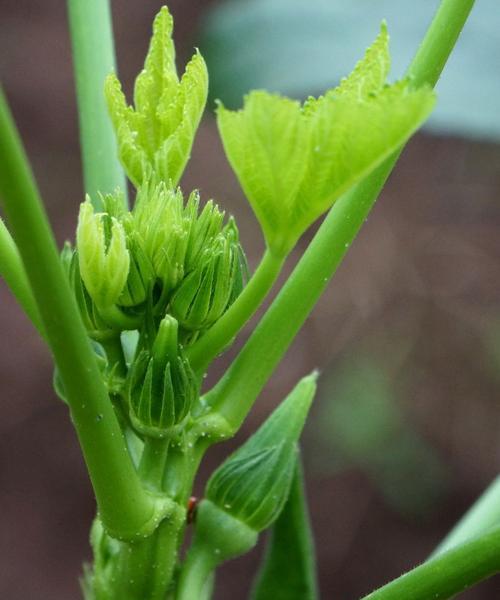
[0,88,154,540]
[111,506,185,600]
[204,0,476,433]
[66,0,127,208]
[187,249,285,372]
[432,476,500,557]
[0,217,45,338]
[361,525,500,600]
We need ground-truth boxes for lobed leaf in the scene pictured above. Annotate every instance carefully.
[217,24,435,257]
[217,92,310,254]
[105,6,208,188]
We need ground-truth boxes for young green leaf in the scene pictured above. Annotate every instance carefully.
[105,6,208,188]
[217,92,309,256]
[251,457,318,600]
[332,20,390,101]
[217,24,435,257]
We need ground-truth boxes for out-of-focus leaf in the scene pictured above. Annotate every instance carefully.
[315,356,449,516]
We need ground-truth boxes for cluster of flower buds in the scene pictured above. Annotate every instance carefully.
[65,180,247,439]
[71,182,246,341]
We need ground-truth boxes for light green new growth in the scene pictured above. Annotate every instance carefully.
[333,21,390,100]
[105,6,208,188]
[76,199,130,308]
[217,25,435,257]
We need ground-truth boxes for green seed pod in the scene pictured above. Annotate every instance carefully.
[170,222,246,332]
[76,199,130,309]
[127,315,198,438]
[204,372,317,533]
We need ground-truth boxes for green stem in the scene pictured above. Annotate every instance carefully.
[407,0,477,88]
[101,335,127,379]
[112,506,185,600]
[66,0,127,209]
[431,476,500,557]
[176,541,216,600]
[204,0,476,433]
[361,525,500,600]
[0,87,154,540]
[187,249,285,373]
[99,304,142,331]
[139,437,170,492]
[163,441,206,504]
[0,217,45,338]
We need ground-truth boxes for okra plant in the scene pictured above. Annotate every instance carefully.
[2,0,499,598]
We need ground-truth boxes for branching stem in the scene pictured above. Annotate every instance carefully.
[187,249,285,373]
[204,0,476,433]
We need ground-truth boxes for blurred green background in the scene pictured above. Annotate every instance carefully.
[1,1,499,598]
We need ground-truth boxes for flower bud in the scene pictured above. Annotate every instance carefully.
[127,315,198,438]
[117,231,155,308]
[63,244,113,337]
[204,373,317,533]
[184,193,225,271]
[170,221,246,332]
[76,199,130,309]
[133,183,189,294]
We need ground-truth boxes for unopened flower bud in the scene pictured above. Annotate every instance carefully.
[76,199,130,308]
[127,315,198,438]
[133,183,189,294]
[204,372,317,533]
[170,221,246,332]
[62,244,113,337]
[184,193,225,271]
[117,231,155,308]
[182,374,317,581]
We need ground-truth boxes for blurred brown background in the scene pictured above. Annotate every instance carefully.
[1,1,500,598]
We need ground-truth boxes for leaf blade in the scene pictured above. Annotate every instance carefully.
[251,456,318,600]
